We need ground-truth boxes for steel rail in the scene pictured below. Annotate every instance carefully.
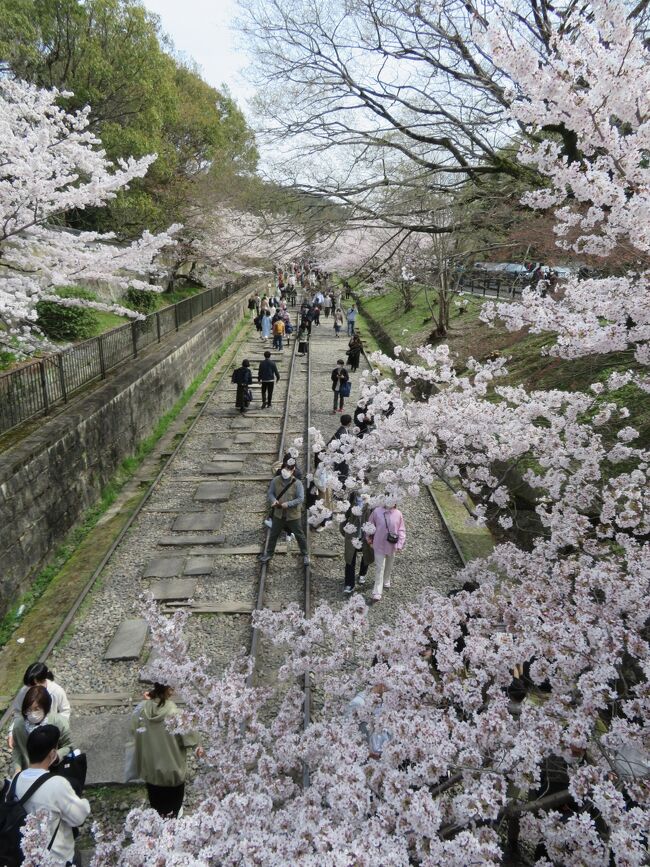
[302,318,313,787]
[244,293,314,789]
[247,298,302,683]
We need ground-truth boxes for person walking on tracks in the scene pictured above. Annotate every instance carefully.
[232,359,252,414]
[333,307,344,338]
[368,498,406,602]
[272,316,285,350]
[297,322,309,356]
[331,359,350,414]
[258,350,280,409]
[260,310,272,341]
[7,725,90,867]
[260,460,310,565]
[346,304,358,336]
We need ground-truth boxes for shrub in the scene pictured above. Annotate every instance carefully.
[0,350,16,370]
[36,287,99,341]
[124,286,159,314]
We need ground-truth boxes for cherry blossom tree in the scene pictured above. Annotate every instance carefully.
[481,2,650,375]
[0,78,179,356]
[23,3,648,865]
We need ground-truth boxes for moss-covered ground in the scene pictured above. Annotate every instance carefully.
[357,284,650,452]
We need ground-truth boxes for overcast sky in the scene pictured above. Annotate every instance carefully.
[142,0,254,110]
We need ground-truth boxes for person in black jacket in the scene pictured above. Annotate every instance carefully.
[328,413,352,481]
[232,359,252,413]
[257,351,280,409]
[331,359,350,414]
[346,332,363,372]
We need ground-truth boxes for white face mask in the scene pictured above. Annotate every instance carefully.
[26,710,45,725]
[281,468,292,480]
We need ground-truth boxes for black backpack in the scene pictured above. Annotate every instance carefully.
[0,773,58,866]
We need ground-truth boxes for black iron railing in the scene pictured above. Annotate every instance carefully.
[0,279,248,436]
[457,274,525,298]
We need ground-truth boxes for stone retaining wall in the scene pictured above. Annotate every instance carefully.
[0,288,250,618]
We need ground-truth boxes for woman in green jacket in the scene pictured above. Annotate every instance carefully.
[132,683,203,818]
[12,685,73,772]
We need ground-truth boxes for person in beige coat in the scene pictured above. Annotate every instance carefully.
[12,685,73,773]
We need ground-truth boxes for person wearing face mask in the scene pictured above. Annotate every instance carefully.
[10,725,90,866]
[12,686,73,773]
[8,662,70,751]
[260,461,310,565]
[368,497,406,602]
[331,359,350,414]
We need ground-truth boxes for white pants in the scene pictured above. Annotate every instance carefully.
[373,551,395,597]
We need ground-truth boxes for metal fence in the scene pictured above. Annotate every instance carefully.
[457,274,525,298]
[0,280,248,436]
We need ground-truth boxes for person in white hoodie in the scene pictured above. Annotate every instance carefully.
[12,725,90,866]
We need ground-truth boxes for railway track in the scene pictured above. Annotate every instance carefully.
[1,295,316,785]
[1,289,465,812]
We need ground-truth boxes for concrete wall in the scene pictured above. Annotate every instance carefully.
[0,288,249,617]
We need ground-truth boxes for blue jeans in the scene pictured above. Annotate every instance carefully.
[347,321,355,336]
[273,334,283,350]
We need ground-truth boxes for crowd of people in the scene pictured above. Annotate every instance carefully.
[1,662,199,864]
[237,263,363,415]
[0,264,406,862]
[244,262,408,605]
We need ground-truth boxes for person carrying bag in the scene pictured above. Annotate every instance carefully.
[263,469,298,529]
[1,725,90,867]
[259,461,310,565]
[0,773,59,866]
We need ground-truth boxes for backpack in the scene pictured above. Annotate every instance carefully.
[0,772,58,866]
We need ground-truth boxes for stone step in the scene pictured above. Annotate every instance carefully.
[208,544,337,557]
[150,578,197,600]
[74,712,133,785]
[184,556,213,575]
[143,557,184,578]
[218,474,271,482]
[200,462,245,475]
[194,481,233,501]
[69,692,134,707]
[161,600,281,614]
[234,433,256,444]
[104,619,148,661]
[158,534,226,546]
[171,512,223,532]
[206,454,245,463]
